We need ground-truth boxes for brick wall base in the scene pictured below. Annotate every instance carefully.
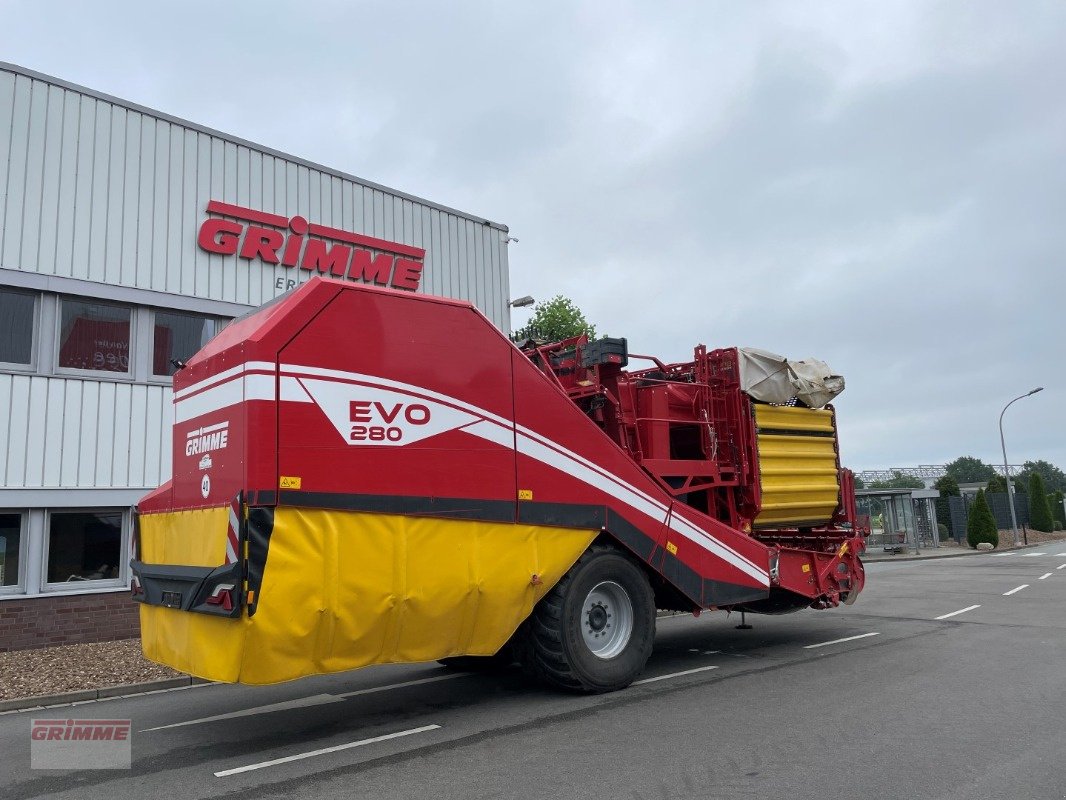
[0,592,139,651]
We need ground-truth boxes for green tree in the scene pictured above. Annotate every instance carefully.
[944,456,996,484]
[1028,472,1054,533]
[986,474,1008,494]
[1017,460,1066,494]
[933,475,960,497]
[966,489,999,549]
[513,295,597,343]
[868,470,924,490]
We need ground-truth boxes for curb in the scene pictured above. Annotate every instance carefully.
[864,540,1061,563]
[863,550,980,563]
[0,676,212,714]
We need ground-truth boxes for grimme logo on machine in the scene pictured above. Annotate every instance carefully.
[297,380,480,447]
[185,421,229,457]
[197,200,425,291]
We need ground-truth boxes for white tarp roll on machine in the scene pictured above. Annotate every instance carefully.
[736,348,845,409]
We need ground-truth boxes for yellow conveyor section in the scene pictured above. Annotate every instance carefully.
[753,404,841,529]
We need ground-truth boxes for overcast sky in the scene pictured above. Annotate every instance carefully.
[2,1,1063,473]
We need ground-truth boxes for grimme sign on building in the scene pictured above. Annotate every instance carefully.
[0,61,510,650]
[197,201,427,292]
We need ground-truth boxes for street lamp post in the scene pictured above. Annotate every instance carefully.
[999,387,1043,548]
[507,296,535,340]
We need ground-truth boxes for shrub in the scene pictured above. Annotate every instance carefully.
[937,523,950,541]
[1029,473,1054,533]
[967,489,999,549]
[1054,521,1063,532]
[933,475,960,497]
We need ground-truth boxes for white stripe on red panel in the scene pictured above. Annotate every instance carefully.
[173,362,769,583]
[174,361,276,401]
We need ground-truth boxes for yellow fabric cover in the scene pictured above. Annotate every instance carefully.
[140,506,230,567]
[139,507,595,684]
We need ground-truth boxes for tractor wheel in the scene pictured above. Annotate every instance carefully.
[517,544,655,693]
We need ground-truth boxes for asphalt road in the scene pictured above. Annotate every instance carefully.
[3,547,1066,800]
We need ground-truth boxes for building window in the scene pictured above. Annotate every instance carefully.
[0,513,24,590]
[153,311,216,377]
[46,510,124,585]
[0,288,36,366]
[57,299,132,374]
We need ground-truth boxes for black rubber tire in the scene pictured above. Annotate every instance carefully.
[516,544,655,693]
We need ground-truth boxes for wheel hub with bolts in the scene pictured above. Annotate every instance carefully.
[581,580,634,659]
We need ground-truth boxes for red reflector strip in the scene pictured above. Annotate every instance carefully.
[225,493,241,565]
[205,583,235,612]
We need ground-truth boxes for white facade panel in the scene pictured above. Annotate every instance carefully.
[0,374,171,490]
[0,64,510,328]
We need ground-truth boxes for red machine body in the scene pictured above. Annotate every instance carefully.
[141,277,865,617]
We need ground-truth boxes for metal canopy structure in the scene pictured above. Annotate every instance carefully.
[857,464,1026,483]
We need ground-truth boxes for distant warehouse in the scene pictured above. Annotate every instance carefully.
[0,62,511,649]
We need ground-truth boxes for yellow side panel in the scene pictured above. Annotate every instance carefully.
[139,605,245,683]
[138,506,242,681]
[753,405,841,528]
[140,506,229,567]
[139,508,596,685]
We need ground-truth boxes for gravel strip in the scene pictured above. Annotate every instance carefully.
[0,639,182,701]
[1004,529,1066,547]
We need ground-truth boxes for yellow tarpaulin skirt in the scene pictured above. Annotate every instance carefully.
[139,507,596,684]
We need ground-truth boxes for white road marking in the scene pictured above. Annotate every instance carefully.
[214,724,441,777]
[1022,552,1048,557]
[336,673,466,699]
[1038,573,1052,580]
[143,693,344,732]
[1003,584,1029,596]
[990,552,1016,557]
[1058,564,1066,570]
[934,605,981,620]
[803,632,880,649]
[144,673,467,732]
[632,665,719,685]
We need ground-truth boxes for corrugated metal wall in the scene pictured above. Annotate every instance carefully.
[0,65,510,328]
[0,374,171,489]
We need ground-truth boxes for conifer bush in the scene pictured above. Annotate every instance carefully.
[1029,473,1054,533]
[966,489,998,549]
